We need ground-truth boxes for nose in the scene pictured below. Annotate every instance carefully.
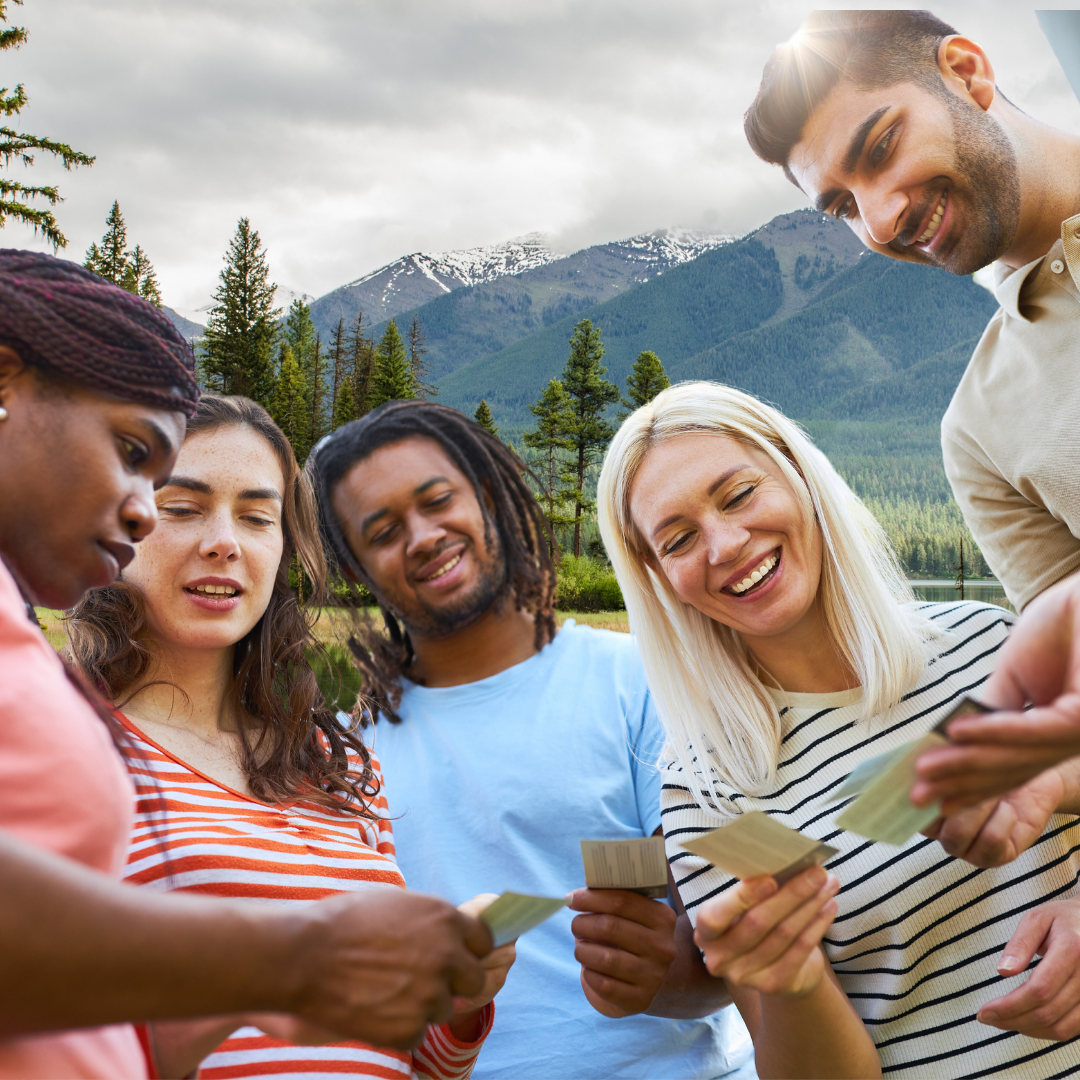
[404,511,447,559]
[858,182,909,247]
[703,515,750,568]
[120,487,158,543]
[198,510,242,562]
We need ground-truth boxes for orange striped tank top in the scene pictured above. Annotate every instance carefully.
[119,715,491,1080]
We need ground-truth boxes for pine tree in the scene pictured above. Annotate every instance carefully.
[523,378,575,551]
[85,203,163,307]
[121,245,162,307]
[347,312,377,417]
[270,343,307,456]
[0,1,94,249]
[85,201,127,282]
[333,377,358,429]
[622,350,670,415]
[369,320,415,408]
[560,319,620,557]
[308,332,328,452]
[200,218,280,406]
[407,313,437,399]
[474,400,498,438]
[328,317,351,425]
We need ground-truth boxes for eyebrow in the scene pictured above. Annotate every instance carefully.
[358,476,452,536]
[813,105,892,213]
[649,465,752,540]
[144,419,177,460]
[161,477,282,502]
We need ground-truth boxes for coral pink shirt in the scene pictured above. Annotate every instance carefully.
[0,558,146,1080]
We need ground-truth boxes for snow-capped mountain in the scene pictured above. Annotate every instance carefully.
[326,233,558,325]
[608,227,734,275]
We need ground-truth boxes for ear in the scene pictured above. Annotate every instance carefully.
[938,35,997,112]
[0,344,27,393]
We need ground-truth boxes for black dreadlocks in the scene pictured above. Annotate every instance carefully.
[306,400,557,722]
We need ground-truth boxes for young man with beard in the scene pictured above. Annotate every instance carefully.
[308,401,753,1080]
[745,9,1080,614]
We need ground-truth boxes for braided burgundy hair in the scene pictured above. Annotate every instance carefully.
[0,249,199,416]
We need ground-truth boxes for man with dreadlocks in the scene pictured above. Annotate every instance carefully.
[309,400,753,1080]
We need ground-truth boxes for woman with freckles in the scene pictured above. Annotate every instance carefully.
[69,395,511,1080]
[597,382,1080,1079]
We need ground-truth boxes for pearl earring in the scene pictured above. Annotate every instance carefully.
[0,406,8,421]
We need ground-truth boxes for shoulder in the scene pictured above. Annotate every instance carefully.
[909,599,1013,669]
[553,621,639,667]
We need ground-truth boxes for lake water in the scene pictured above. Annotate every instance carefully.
[908,579,1013,611]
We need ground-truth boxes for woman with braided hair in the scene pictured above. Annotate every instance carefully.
[0,252,491,1079]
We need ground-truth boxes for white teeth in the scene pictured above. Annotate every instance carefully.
[427,554,461,581]
[193,583,236,595]
[729,553,779,595]
[918,194,947,243]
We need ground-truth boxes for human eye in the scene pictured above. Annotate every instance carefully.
[724,484,755,510]
[159,504,196,518]
[833,194,856,221]
[427,490,452,509]
[662,532,692,557]
[869,127,895,167]
[118,436,149,471]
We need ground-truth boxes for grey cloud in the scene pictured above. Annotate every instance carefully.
[3,0,1077,305]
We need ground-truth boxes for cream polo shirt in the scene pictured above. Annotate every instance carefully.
[941,211,1080,611]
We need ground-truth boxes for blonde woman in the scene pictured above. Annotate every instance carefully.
[597,381,1080,1080]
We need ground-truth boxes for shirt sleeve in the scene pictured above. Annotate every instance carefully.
[627,676,666,839]
[941,413,1080,611]
[411,1003,495,1080]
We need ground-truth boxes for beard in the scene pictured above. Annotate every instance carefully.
[901,92,1022,275]
[384,533,509,640]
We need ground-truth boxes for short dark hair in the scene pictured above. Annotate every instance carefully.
[306,400,557,720]
[0,249,199,415]
[745,10,959,180]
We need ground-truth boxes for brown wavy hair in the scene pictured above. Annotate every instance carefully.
[67,395,380,818]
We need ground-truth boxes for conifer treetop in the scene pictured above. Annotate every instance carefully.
[0,0,94,248]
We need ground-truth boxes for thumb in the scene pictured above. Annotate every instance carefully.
[696,876,777,940]
[998,907,1052,977]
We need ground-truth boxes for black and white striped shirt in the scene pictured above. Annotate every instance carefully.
[662,602,1080,1078]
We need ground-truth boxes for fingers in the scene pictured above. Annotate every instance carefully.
[566,887,675,931]
[912,744,1066,809]
[719,876,840,988]
[930,799,1006,865]
[457,893,499,919]
[457,910,494,961]
[695,876,778,942]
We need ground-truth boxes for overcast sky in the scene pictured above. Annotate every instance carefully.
[5,1,1080,308]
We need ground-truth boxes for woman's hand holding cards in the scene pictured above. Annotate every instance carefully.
[694,867,839,996]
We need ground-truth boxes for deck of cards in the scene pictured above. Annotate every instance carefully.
[834,697,990,846]
[479,892,568,948]
[680,811,838,884]
[580,836,669,898]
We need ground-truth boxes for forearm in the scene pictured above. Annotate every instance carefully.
[0,830,305,1035]
[149,1017,245,1080]
[748,964,880,1080]
[647,913,732,1019]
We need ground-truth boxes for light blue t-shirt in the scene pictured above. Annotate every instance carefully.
[368,622,752,1080]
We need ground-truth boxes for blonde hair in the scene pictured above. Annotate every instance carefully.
[597,381,930,811]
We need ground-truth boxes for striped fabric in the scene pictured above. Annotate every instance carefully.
[119,715,492,1080]
[662,602,1080,1078]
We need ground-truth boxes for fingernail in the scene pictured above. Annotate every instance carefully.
[997,954,1020,975]
[825,874,841,895]
[979,1009,997,1023]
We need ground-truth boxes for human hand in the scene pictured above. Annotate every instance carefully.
[912,574,1080,810]
[694,867,840,997]
[978,898,1080,1040]
[451,894,516,1017]
[567,887,678,1018]
[920,769,1064,867]
[290,886,492,1051]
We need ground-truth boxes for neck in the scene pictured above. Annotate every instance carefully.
[406,602,540,688]
[995,101,1080,268]
[124,639,238,739]
[742,598,857,695]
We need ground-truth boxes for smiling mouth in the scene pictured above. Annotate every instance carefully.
[917,191,947,245]
[186,583,240,596]
[726,550,780,596]
[419,551,462,583]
